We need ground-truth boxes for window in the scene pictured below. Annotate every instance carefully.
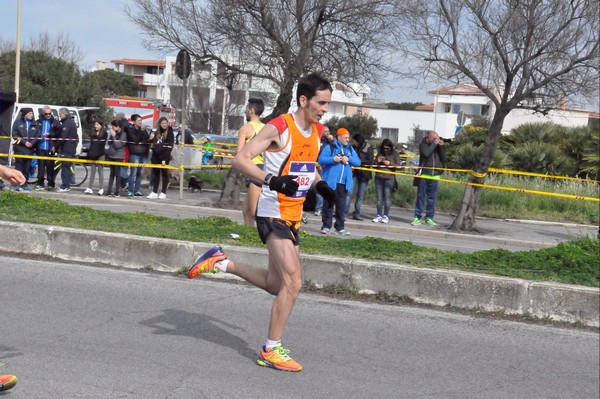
[471,104,481,115]
[381,128,399,143]
[452,104,461,114]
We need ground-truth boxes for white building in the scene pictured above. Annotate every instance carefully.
[351,84,595,144]
[107,60,596,140]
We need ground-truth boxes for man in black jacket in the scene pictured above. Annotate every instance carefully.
[10,107,38,191]
[126,114,150,197]
[56,108,78,192]
[412,131,447,226]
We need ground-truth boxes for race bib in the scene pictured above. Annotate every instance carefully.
[289,161,316,198]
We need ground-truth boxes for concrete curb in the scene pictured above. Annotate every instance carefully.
[0,221,597,327]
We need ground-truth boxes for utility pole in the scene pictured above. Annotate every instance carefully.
[14,0,22,103]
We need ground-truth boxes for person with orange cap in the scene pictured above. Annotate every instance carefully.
[317,127,361,235]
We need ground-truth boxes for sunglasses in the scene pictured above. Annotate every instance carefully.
[44,113,52,116]
[383,147,391,150]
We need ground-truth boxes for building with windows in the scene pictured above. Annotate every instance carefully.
[106,59,596,142]
[111,59,166,100]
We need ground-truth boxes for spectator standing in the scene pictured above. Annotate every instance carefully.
[314,125,334,216]
[399,144,410,166]
[412,131,447,226]
[147,117,174,199]
[114,112,131,190]
[10,107,37,191]
[126,114,150,197]
[201,137,214,165]
[56,108,78,193]
[105,120,127,197]
[317,127,360,235]
[34,106,61,190]
[237,98,266,226]
[372,139,401,224]
[84,121,108,195]
[176,123,194,145]
[344,133,374,221]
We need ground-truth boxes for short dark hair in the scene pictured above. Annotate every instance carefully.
[247,98,265,116]
[296,73,332,107]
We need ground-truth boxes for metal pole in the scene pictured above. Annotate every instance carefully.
[220,87,227,136]
[179,75,187,200]
[14,0,22,103]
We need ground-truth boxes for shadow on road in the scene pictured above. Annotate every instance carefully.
[139,309,256,362]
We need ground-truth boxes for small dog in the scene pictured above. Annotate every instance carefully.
[188,176,204,193]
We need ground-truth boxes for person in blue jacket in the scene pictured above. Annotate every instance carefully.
[317,127,361,236]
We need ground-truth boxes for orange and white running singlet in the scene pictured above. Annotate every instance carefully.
[256,113,323,222]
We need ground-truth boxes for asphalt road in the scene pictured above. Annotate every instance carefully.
[1,256,598,399]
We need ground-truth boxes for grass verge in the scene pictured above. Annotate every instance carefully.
[1,192,598,287]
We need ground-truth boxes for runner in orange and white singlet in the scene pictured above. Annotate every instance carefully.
[256,112,322,222]
[186,73,337,372]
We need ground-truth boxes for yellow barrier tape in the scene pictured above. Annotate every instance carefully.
[352,166,599,203]
[0,153,179,170]
[470,170,488,178]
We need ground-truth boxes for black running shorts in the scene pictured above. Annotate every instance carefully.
[256,216,301,246]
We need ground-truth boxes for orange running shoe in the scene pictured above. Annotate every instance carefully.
[0,374,18,392]
[257,345,302,372]
[187,246,228,279]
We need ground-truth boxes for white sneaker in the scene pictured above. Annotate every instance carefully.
[97,189,104,196]
[147,192,159,199]
[336,229,350,236]
[381,216,389,224]
[372,215,383,223]
[158,192,167,199]
[84,187,93,194]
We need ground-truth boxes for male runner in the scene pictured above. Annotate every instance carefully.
[237,98,266,226]
[187,73,336,372]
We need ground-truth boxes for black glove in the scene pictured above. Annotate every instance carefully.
[316,180,337,203]
[269,175,299,196]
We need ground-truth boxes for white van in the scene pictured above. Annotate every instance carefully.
[11,103,86,155]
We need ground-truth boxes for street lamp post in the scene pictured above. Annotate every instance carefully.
[14,0,22,103]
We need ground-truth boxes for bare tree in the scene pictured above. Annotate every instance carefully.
[126,0,399,119]
[27,31,85,65]
[395,0,599,232]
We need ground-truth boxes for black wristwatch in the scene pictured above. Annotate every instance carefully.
[263,173,273,186]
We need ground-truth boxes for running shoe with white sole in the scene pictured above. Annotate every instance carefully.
[187,246,228,279]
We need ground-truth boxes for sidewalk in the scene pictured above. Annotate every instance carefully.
[26,183,598,251]
[2,184,598,327]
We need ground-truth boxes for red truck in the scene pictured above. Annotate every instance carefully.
[104,97,176,127]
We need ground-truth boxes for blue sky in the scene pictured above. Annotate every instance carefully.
[2,0,432,104]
